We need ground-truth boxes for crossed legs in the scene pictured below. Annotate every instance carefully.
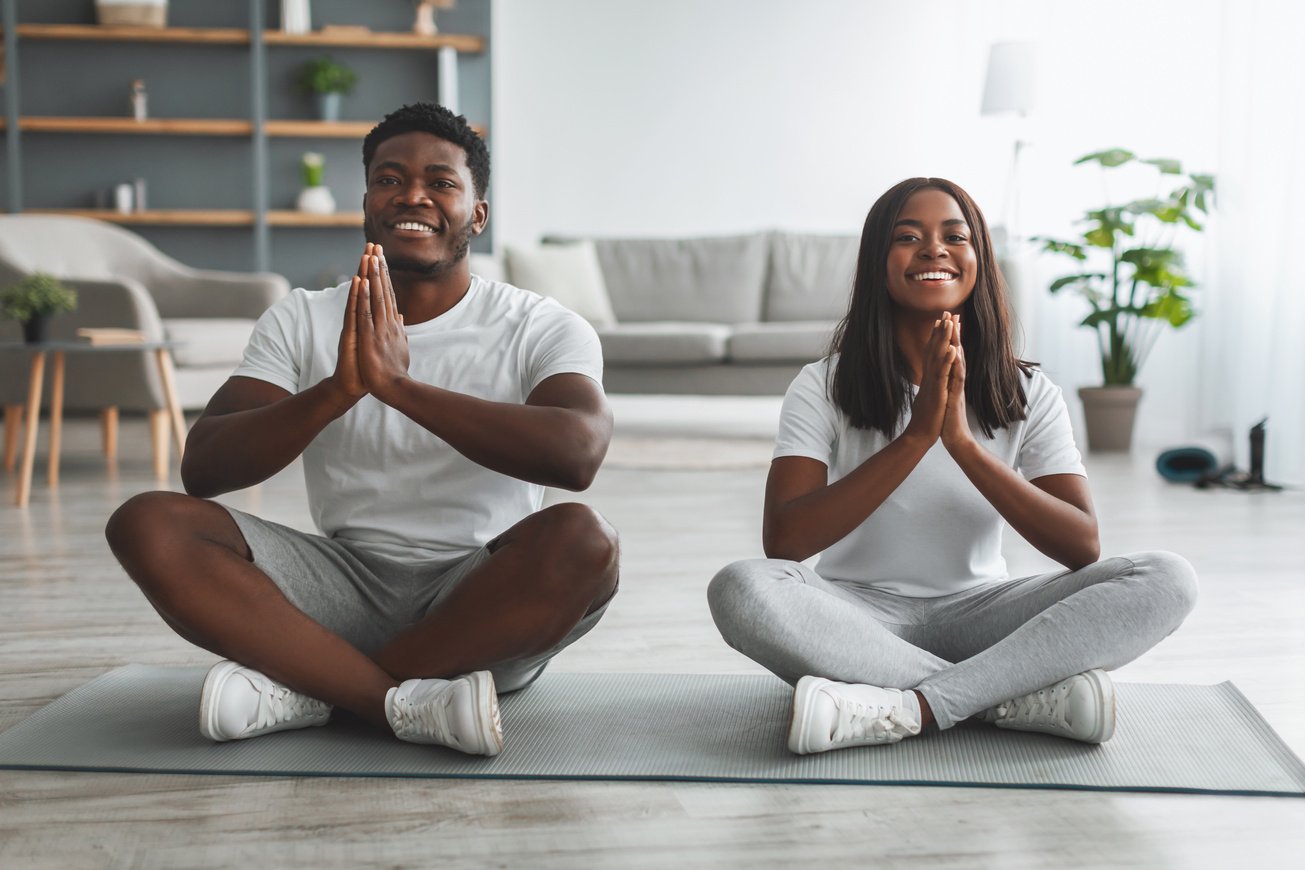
[106,491,618,730]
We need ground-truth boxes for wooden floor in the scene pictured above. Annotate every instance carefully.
[2,401,1304,868]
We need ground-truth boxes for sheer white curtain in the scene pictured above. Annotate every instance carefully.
[1203,0,1305,484]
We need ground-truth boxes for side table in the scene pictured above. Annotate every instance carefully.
[1,341,186,507]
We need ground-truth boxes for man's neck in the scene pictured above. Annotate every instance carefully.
[392,263,473,325]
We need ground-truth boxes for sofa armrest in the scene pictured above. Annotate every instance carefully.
[56,276,167,340]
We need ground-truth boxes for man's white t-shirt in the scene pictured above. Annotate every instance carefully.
[232,275,604,566]
[774,357,1086,598]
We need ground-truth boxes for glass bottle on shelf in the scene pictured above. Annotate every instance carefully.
[130,80,148,122]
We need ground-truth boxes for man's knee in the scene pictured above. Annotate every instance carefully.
[105,491,245,585]
[521,502,619,601]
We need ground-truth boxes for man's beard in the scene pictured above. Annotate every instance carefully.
[363,215,475,278]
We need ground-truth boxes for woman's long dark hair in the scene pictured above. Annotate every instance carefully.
[828,177,1032,439]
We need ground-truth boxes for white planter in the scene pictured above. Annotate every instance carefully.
[296,186,336,215]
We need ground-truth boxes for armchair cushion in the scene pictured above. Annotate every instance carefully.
[596,323,731,365]
[728,321,836,362]
[163,318,259,368]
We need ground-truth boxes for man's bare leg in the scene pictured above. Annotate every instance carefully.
[373,501,619,680]
[106,491,397,727]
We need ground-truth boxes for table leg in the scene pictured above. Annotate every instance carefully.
[16,351,46,508]
[102,406,119,461]
[3,405,22,472]
[149,409,169,481]
[154,348,187,455]
[47,351,65,488]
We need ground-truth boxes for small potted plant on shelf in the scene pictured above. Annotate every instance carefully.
[297,56,358,122]
[1036,149,1215,452]
[296,152,336,215]
[1,272,78,345]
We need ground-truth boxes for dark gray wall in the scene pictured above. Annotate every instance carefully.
[3,0,492,290]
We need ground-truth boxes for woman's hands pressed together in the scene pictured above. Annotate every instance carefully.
[940,313,976,454]
[904,312,963,447]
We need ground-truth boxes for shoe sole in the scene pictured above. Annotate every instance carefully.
[468,670,504,757]
[1081,669,1116,744]
[198,660,243,742]
[787,675,827,755]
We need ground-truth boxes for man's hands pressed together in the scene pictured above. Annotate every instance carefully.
[332,243,413,409]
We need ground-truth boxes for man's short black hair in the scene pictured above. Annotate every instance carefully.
[362,102,490,199]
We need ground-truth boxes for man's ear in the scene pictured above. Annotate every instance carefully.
[471,198,490,236]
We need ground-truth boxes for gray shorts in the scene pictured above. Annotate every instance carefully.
[221,505,608,693]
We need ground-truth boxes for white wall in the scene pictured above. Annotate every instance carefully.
[492,0,1224,449]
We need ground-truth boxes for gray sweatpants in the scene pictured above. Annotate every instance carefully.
[707,551,1197,729]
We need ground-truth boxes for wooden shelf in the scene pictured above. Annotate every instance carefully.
[12,23,249,44]
[3,117,252,136]
[267,211,363,227]
[264,120,375,138]
[26,209,255,227]
[9,23,484,52]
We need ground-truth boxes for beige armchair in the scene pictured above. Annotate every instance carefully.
[1,214,288,474]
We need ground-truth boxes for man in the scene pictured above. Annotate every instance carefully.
[106,103,618,756]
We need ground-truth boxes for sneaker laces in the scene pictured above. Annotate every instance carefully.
[830,695,909,744]
[253,682,326,731]
[391,689,455,745]
[999,683,1072,729]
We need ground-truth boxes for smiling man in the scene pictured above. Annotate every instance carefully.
[105,103,617,756]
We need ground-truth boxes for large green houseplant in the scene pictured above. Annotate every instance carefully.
[1036,149,1214,450]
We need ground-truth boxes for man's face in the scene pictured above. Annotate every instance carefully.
[362,131,488,277]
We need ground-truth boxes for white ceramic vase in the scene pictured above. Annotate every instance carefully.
[296,185,336,215]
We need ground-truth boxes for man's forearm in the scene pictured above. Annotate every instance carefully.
[378,376,608,491]
[181,378,357,497]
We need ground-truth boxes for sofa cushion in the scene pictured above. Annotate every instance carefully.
[728,321,835,363]
[765,232,859,322]
[596,323,731,365]
[503,241,617,326]
[162,318,256,367]
[549,234,768,324]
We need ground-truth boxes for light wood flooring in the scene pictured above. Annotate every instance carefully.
[2,398,1303,868]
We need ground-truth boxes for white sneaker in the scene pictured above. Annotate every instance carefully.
[788,676,921,755]
[385,671,503,756]
[984,669,1116,744]
[198,660,332,742]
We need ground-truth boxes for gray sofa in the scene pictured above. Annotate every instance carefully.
[531,232,859,395]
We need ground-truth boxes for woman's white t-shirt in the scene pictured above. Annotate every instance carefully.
[774,357,1086,597]
[232,275,604,566]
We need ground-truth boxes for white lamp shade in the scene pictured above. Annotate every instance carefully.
[981,42,1036,116]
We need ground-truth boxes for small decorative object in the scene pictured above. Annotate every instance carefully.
[280,0,311,35]
[133,178,148,212]
[297,56,357,122]
[1,272,78,345]
[114,183,134,215]
[1034,150,1214,452]
[413,0,455,36]
[296,152,335,215]
[130,79,148,121]
[96,0,168,28]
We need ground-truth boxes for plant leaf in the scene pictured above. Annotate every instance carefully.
[1141,157,1183,174]
[1075,148,1136,168]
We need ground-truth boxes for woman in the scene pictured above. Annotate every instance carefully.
[707,178,1197,754]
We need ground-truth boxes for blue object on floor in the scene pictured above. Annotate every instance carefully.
[1156,446,1218,482]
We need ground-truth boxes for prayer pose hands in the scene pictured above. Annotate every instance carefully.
[333,243,411,406]
[903,312,974,450]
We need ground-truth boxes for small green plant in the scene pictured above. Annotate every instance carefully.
[1036,150,1215,386]
[1,272,78,323]
[297,56,357,95]
[301,152,325,187]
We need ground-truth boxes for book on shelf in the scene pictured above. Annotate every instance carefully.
[76,328,146,345]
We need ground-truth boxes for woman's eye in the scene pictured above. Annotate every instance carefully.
[948,235,969,243]
[897,234,919,242]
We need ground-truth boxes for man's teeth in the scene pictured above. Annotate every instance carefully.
[911,271,956,281]
[394,221,437,232]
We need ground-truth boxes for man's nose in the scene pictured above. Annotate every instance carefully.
[395,182,432,206]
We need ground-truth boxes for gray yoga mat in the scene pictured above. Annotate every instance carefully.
[2,666,1303,796]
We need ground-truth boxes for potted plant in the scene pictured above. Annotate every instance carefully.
[296,152,335,215]
[297,56,357,122]
[1,272,78,344]
[1036,150,1214,451]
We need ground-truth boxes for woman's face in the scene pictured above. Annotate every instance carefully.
[884,188,978,317]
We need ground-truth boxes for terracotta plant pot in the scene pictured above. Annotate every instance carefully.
[1078,386,1143,452]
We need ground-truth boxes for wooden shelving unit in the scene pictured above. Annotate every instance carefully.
[6,23,484,51]
[267,210,363,227]
[26,208,256,227]
[0,118,485,138]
